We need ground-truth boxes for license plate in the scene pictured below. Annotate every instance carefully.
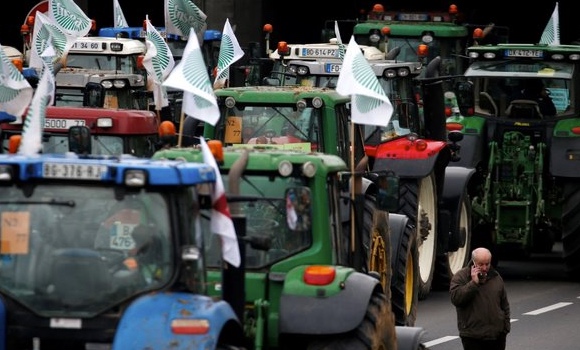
[300,48,337,58]
[505,49,543,58]
[44,119,86,130]
[70,41,104,52]
[43,163,107,180]
[325,63,342,73]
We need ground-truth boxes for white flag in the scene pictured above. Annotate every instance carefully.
[113,0,129,28]
[0,44,33,123]
[18,68,54,156]
[336,36,393,127]
[214,19,245,88]
[143,17,175,110]
[164,0,207,43]
[48,0,91,37]
[163,28,219,126]
[335,21,346,60]
[29,12,76,72]
[200,137,241,267]
[540,2,560,46]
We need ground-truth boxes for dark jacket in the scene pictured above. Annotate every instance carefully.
[450,264,510,340]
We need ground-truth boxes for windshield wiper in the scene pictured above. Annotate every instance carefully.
[0,200,76,207]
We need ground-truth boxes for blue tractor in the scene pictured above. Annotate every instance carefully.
[0,128,244,349]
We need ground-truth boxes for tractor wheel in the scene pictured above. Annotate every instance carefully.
[562,181,580,280]
[306,291,397,350]
[433,194,472,290]
[389,214,419,326]
[399,174,438,300]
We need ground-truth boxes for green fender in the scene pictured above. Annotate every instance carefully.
[279,266,379,334]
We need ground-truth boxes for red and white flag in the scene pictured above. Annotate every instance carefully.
[200,137,241,267]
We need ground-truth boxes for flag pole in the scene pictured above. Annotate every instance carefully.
[350,121,356,256]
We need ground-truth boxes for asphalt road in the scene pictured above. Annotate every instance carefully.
[415,243,580,349]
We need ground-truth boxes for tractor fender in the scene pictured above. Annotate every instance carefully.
[388,213,410,271]
[373,149,446,179]
[395,326,427,350]
[440,166,476,251]
[279,272,380,335]
[112,293,243,350]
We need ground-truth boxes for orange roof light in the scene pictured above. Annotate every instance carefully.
[20,24,30,36]
[8,135,22,154]
[381,26,391,36]
[207,140,224,163]
[372,4,385,12]
[159,121,176,137]
[12,59,23,72]
[263,23,273,33]
[277,41,290,56]
[449,4,458,15]
[27,15,35,27]
[473,28,484,39]
[417,44,428,58]
[303,265,336,286]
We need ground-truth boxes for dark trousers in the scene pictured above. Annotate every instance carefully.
[460,333,506,350]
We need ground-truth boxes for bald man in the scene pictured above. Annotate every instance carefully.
[450,247,511,350]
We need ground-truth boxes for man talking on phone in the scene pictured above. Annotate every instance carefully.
[450,247,511,350]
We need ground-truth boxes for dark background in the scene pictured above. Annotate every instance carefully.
[3,1,578,54]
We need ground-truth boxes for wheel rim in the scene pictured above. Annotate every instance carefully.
[448,198,471,274]
[417,176,437,284]
[404,249,414,315]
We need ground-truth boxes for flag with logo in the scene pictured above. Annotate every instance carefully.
[199,137,241,267]
[48,0,91,37]
[0,44,33,123]
[29,12,76,72]
[18,67,54,156]
[163,27,219,126]
[164,0,207,43]
[113,0,129,28]
[336,36,393,127]
[143,16,175,111]
[214,19,245,89]
[335,21,345,60]
[540,2,560,46]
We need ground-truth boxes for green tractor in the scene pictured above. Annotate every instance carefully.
[154,146,426,348]
[449,42,580,277]
[199,59,474,301]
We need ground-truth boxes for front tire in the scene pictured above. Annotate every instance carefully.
[562,180,580,280]
[399,174,438,300]
[389,214,419,326]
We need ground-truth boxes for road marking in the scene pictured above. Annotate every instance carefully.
[510,318,519,322]
[523,302,573,315]
[423,336,459,347]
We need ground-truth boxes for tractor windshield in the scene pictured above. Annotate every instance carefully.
[217,105,321,152]
[203,174,312,269]
[0,184,181,318]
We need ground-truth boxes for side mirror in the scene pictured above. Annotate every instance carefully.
[83,82,105,108]
[285,187,312,232]
[68,126,92,154]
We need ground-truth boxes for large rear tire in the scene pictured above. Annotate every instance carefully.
[389,214,419,326]
[562,181,580,280]
[306,290,397,350]
[399,174,438,300]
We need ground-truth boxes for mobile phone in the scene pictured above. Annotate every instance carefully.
[472,259,484,280]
